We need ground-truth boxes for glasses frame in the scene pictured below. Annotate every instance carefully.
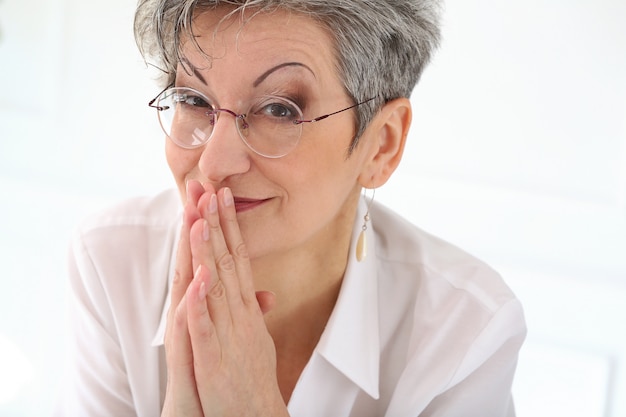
[148,84,377,158]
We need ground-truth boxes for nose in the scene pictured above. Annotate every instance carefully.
[197,111,252,183]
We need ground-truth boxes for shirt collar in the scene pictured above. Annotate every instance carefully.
[151,198,381,399]
[314,197,381,399]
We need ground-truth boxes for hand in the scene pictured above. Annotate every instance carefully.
[162,181,286,417]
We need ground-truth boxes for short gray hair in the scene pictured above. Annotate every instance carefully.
[134,0,442,150]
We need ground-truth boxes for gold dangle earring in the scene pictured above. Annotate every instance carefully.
[356,188,375,262]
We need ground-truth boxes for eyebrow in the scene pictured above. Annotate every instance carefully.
[252,62,315,87]
[178,57,208,85]
[184,61,314,88]
[193,67,208,85]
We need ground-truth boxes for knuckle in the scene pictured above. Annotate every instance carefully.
[173,303,186,328]
[172,269,183,285]
[233,242,250,261]
[193,319,215,342]
[216,253,236,272]
[209,220,222,234]
[209,279,226,299]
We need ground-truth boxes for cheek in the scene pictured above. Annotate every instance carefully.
[165,141,201,188]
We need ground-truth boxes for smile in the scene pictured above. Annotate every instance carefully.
[233,197,270,213]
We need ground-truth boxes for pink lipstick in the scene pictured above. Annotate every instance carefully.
[233,197,269,213]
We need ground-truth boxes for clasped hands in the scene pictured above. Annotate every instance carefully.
[162,180,288,417]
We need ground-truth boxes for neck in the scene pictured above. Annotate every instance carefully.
[252,216,354,321]
[252,190,360,337]
[255,218,353,405]
[250,189,361,404]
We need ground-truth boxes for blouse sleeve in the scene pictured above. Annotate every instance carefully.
[54,232,137,417]
[420,298,527,417]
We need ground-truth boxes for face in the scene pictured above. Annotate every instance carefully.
[166,8,374,261]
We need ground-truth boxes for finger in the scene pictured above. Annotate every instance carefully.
[170,205,195,306]
[172,180,205,298]
[189,216,233,332]
[201,192,245,310]
[167,181,204,335]
[166,291,203,413]
[186,265,222,369]
[218,187,258,308]
[255,291,276,315]
[186,265,232,412]
[187,179,206,206]
[162,182,211,416]
[190,217,209,277]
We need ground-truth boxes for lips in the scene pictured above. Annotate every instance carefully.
[233,197,270,213]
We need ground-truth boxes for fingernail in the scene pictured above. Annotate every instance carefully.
[186,180,191,203]
[198,281,207,300]
[209,194,218,214]
[195,265,208,300]
[224,187,234,207]
[202,220,209,241]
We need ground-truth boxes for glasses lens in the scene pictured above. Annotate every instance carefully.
[155,88,303,157]
[157,88,215,149]
[240,96,303,158]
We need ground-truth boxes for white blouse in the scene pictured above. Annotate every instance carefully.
[55,189,526,417]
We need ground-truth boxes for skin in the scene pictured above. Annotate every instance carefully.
[162,7,413,416]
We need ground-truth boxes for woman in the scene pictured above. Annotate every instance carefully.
[56,1,526,416]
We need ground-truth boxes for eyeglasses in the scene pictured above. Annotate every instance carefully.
[148,86,376,158]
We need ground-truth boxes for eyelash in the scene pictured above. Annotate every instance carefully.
[269,91,306,113]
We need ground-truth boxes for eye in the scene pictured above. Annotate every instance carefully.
[265,103,292,118]
[254,97,302,123]
[173,93,211,108]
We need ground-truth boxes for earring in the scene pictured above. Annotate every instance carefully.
[356,188,375,262]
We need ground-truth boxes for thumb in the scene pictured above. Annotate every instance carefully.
[255,290,276,315]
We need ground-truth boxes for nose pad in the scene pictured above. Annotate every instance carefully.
[209,108,248,145]
[237,116,250,142]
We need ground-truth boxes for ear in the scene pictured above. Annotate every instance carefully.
[358,98,412,188]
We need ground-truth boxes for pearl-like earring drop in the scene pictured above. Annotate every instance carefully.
[356,189,375,262]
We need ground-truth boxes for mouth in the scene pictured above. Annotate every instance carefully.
[233,197,271,213]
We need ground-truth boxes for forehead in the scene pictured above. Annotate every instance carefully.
[178,8,339,86]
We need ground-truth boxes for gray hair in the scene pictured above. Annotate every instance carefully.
[134,0,442,150]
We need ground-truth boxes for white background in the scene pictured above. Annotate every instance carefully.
[1,0,625,416]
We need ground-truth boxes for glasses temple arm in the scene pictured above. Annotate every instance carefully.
[148,85,173,111]
[294,96,378,125]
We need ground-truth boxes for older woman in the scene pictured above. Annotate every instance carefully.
[56,1,526,416]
